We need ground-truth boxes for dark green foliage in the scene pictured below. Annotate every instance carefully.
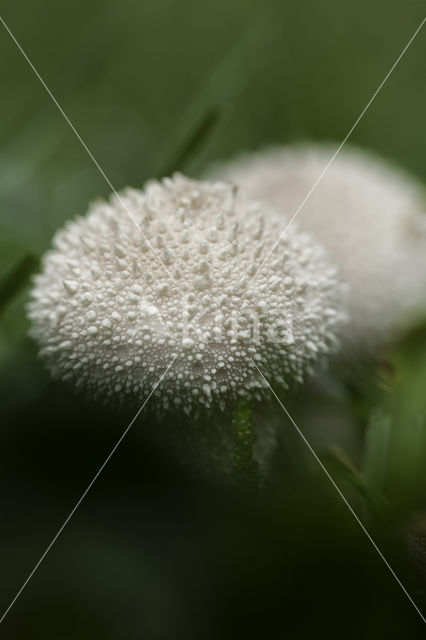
[0,253,39,313]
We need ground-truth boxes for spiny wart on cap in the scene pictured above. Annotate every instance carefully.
[210,145,426,350]
[28,174,345,415]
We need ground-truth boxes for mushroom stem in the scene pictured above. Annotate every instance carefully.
[231,399,260,489]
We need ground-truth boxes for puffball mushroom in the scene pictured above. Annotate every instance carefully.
[210,145,426,350]
[28,174,344,415]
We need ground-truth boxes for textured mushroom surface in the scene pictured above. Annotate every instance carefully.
[28,175,344,415]
[211,146,426,349]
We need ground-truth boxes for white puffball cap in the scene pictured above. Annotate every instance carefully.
[28,174,344,415]
[211,146,426,349]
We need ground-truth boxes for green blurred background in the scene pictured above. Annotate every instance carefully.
[0,1,426,637]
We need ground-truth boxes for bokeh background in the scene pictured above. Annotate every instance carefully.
[1,1,426,637]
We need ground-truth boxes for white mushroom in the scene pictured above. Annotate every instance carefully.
[211,145,426,350]
[28,174,345,415]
